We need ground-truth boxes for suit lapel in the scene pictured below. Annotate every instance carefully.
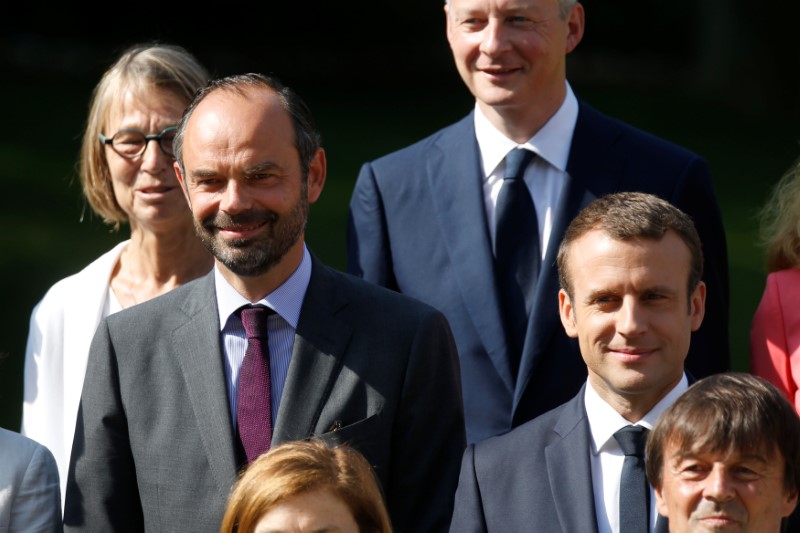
[272,257,352,442]
[429,113,515,391]
[171,272,239,490]
[515,101,627,405]
[545,389,600,533]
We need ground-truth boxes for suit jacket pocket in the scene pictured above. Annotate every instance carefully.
[316,413,385,472]
[318,412,380,445]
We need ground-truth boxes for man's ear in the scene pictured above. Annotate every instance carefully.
[559,289,578,338]
[689,281,706,332]
[781,489,799,519]
[174,161,191,207]
[654,485,670,518]
[306,148,326,204]
[565,2,585,54]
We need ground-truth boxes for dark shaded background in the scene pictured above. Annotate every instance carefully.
[2,1,799,430]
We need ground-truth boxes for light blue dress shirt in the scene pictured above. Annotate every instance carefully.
[215,245,312,428]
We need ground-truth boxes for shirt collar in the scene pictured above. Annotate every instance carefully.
[584,373,689,455]
[215,244,312,330]
[473,81,578,178]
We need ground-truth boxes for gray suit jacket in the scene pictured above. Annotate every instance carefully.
[449,385,668,533]
[63,256,465,532]
[0,427,62,532]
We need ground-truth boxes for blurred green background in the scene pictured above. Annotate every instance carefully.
[1,1,798,431]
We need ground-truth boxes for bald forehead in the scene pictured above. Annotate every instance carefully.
[184,86,293,144]
[193,85,282,121]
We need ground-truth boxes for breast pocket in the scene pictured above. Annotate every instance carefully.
[317,413,388,476]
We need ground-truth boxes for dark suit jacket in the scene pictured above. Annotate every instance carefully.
[449,384,668,533]
[347,100,730,444]
[63,256,465,532]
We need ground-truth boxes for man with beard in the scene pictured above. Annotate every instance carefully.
[63,73,466,533]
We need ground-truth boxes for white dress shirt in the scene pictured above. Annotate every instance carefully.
[585,374,689,533]
[474,81,579,262]
[215,245,312,428]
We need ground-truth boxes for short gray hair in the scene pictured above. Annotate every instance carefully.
[445,0,578,19]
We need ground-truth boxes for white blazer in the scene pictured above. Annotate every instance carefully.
[0,427,62,532]
[21,240,128,510]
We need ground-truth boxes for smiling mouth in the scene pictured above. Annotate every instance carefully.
[219,221,266,233]
[609,347,653,355]
[479,66,521,76]
[699,514,739,525]
[204,210,278,239]
[607,348,656,363]
[138,186,174,194]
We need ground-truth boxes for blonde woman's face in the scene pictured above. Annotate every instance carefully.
[103,85,190,232]
[254,488,359,533]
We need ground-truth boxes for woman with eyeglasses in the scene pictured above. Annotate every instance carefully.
[21,42,213,509]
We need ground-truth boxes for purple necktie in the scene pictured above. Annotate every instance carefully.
[237,305,274,464]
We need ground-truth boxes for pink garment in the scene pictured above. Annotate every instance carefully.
[750,268,800,414]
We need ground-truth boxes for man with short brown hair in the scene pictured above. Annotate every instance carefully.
[646,372,800,533]
[451,192,704,532]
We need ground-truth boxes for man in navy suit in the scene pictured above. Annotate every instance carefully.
[347,0,729,444]
[450,192,704,532]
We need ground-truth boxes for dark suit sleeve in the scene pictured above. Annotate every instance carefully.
[347,162,398,289]
[389,310,466,533]
[672,157,731,376]
[449,444,488,533]
[63,320,143,532]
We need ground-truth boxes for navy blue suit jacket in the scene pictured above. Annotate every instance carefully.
[347,100,730,443]
[449,384,669,532]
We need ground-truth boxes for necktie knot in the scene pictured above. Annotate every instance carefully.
[239,305,273,339]
[614,425,648,457]
[504,148,536,181]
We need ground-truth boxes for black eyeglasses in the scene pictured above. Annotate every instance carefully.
[99,126,177,159]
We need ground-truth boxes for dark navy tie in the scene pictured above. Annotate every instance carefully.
[614,425,650,533]
[237,305,274,464]
[494,148,539,375]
